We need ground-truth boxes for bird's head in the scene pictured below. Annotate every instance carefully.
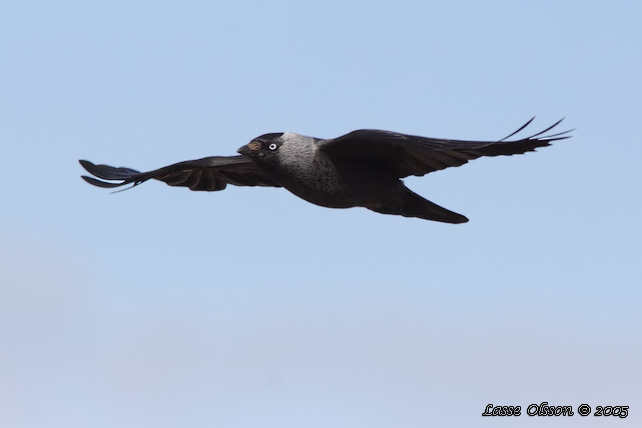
[237,133,285,158]
[238,132,319,174]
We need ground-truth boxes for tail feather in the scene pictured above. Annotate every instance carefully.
[369,187,468,224]
[401,189,469,224]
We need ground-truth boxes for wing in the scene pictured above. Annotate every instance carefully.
[318,118,572,178]
[79,155,281,191]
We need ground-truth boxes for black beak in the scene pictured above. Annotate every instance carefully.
[237,145,253,157]
[238,141,264,157]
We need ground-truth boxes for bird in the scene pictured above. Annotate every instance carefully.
[79,117,571,224]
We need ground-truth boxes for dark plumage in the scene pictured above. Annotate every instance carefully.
[79,118,571,223]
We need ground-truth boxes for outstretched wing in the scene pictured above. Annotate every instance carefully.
[79,155,281,191]
[318,118,572,178]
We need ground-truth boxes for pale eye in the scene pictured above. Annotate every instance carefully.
[268,143,278,151]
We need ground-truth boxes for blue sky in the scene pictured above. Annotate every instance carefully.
[1,1,641,427]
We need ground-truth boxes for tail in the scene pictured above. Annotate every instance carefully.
[370,187,469,224]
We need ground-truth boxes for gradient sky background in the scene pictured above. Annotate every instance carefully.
[2,1,641,427]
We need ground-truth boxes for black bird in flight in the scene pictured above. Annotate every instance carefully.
[80,118,570,224]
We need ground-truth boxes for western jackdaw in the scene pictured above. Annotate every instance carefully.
[79,118,570,224]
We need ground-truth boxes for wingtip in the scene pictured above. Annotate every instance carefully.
[79,159,94,171]
[499,117,537,142]
[81,175,123,188]
[500,117,573,143]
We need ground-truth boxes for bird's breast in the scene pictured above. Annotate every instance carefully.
[277,155,401,209]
